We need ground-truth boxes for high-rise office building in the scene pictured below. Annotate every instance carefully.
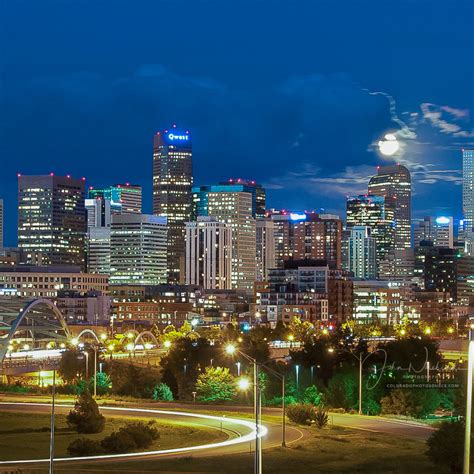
[414,216,453,248]
[85,198,113,228]
[292,212,342,268]
[110,214,167,285]
[153,126,193,284]
[346,226,377,279]
[185,217,232,289]
[267,211,293,267]
[89,184,142,215]
[463,149,474,247]
[0,199,3,249]
[194,181,265,219]
[194,188,256,292]
[218,179,266,218]
[86,227,111,275]
[18,174,86,268]
[256,219,276,281]
[346,194,395,263]
[368,165,411,251]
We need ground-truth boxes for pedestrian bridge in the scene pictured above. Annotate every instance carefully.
[0,298,70,367]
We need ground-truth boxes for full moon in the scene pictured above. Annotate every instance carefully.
[378,133,400,156]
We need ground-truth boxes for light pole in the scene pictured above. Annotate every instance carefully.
[226,344,262,474]
[463,327,474,474]
[329,346,386,415]
[295,364,300,391]
[236,361,241,377]
[49,369,56,474]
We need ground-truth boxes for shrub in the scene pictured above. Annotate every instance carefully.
[67,438,104,456]
[303,385,324,406]
[67,391,105,434]
[314,409,329,429]
[101,430,137,453]
[426,420,465,473]
[120,422,159,448]
[265,395,298,407]
[152,383,174,402]
[286,403,317,425]
[381,388,440,418]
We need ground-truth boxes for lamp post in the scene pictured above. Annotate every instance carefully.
[463,326,474,474]
[329,346,386,416]
[49,369,56,474]
[236,361,241,377]
[226,344,262,474]
[295,364,300,391]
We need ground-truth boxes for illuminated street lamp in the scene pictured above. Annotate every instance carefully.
[295,365,300,390]
[163,340,172,349]
[226,344,262,474]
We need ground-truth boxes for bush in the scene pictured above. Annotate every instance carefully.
[120,422,159,448]
[67,438,104,456]
[100,422,160,454]
[67,391,105,434]
[314,409,329,429]
[426,420,465,473]
[303,385,324,406]
[381,388,440,418]
[152,383,174,402]
[265,395,298,407]
[286,403,317,425]
[101,430,137,453]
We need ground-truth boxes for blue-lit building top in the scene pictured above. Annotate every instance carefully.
[193,179,265,219]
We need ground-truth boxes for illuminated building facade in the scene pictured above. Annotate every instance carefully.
[414,216,454,248]
[219,179,266,218]
[346,226,377,279]
[256,218,276,281]
[110,214,168,286]
[185,217,232,289]
[18,175,86,269]
[153,126,193,284]
[368,165,411,251]
[463,149,474,247]
[194,188,256,292]
[89,183,142,215]
[346,194,395,263]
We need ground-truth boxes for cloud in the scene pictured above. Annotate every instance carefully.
[420,103,474,137]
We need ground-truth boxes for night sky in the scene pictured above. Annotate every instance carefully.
[1,0,473,246]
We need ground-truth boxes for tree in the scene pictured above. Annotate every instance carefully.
[58,348,85,384]
[426,420,465,473]
[91,372,111,395]
[303,385,323,406]
[67,390,105,434]
[108,362,160,398]
[152,383,174,401]
[195,366,236,402]
[381,388,440,418]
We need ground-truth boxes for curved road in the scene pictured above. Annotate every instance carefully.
[0,402,306,468]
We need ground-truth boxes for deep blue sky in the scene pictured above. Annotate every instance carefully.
[1,0,473,246]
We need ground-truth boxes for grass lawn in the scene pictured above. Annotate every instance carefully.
[0,411,226,462]
[66,424,440,474]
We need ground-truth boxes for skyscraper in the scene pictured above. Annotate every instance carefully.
[89,183,142,215]
[0,199,3,249]
[110,214,168,285]
[346,194,395,263]
[185,217,232,289]
[194,187,256,292]
[194,181,265,219]
[18,174,86,268]
[463,149,474,248]
[153,126,193,284]
[346,226,377,279]
[368,165,411,251]
[292,213,343,268]
[256,219,276,281]
[414,216,453,248]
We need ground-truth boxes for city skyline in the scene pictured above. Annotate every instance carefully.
[1,0,473,245]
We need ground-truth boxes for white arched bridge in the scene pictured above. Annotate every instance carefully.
[0,298,163,375]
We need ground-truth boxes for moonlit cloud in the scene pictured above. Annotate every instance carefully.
[420,103,474,137]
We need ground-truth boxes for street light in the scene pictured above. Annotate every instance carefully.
[328,346,387,415]
[236,361,241,377]
[295,365,300,390]
[226,344,262,474]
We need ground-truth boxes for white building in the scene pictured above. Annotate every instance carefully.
[185,217,232,289]
[110,214,167,285]
[256,219,276,281]
[346,226,377,279]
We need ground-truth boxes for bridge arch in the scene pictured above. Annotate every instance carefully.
[75,329,100,344]
[0,298,70,364]
[134,331,159,348]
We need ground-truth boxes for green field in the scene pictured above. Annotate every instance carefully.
[0,411,226,462]
[69,425,438,474]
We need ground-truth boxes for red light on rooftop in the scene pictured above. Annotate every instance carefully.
[89,186,93,190]
[17,173,21,178]
[66,174,71,178]
[50,172,54,176]
[125,182,130,186]
[82,177,86,181]
[185,130,189,134]
[172,124,177,128]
